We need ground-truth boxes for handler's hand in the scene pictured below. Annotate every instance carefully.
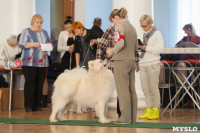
[106,48,114,58]
[136,65,140,72]
[138,45,146,50]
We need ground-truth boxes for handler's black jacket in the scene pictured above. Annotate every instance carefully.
[74,29,102,61]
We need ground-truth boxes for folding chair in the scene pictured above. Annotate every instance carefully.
[159,61,175,108]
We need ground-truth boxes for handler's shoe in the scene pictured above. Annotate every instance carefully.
[139,108,152,119]
[148,108,159,120]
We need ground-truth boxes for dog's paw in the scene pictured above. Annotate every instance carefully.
[106,119,111,123]
[60,119,68,122]
[50,119,58,123]
[99,119,111,123]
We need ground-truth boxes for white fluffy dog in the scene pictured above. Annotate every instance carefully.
[49,59,115,123]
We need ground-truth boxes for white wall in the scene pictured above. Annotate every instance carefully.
[36,0,51,35]
[85,0,112,31]
[113,0,153,40]
[75,0,112,31]
[0,0,35,43]
[75,0,86,25]
[177,0,200,41]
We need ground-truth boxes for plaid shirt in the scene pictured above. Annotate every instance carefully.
[96,26,139,72]
[96,26,115,71]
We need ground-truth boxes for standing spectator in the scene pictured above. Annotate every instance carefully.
[91,17,104,38]
[107,8,138,124]
[50,28,61,64]
[58,16,76,72]
[19,14,52,112]
[92,26,114,70]
[72,21,95,69]
[138,15,164,120]
[90,17,104,53]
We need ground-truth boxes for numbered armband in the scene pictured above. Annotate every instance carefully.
[114,31,124,44]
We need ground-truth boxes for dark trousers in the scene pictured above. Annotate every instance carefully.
[22,66,47,109]
[117,98,121,117]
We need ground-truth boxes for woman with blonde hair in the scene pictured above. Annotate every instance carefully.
[182,23,200,44]
[138,14,164,120]
[107,7,138,124]
[19,14,52,112]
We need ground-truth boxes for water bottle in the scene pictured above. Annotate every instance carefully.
[5,56,10,68]
[10,59,15,67]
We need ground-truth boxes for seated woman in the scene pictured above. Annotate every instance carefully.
[181,23,200,44]
[162,24,200,108]
[0,35,22,89]
[161,23,200,61]
[178,23,200,60]
[0,35,21,64]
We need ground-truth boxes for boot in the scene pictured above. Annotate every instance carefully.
[42,95,48,108]
[148,108,159,120]
[139,108,152,119]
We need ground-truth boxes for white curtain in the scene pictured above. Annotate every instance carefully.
[177,0,200,41]
[154,0,178,48]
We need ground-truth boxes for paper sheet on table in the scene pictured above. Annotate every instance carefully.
[41,43,53,51]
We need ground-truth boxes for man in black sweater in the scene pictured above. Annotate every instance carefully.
[89,18,104,56]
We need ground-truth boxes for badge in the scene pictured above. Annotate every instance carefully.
[114,31,120,43]
[114,31,124,43]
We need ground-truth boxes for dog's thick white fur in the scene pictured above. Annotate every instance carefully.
[49,59,115,123]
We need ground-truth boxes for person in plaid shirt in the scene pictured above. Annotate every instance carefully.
[91,26,139,71]
[92,26,115,71]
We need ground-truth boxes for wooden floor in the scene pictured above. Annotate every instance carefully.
[0,107,200,133]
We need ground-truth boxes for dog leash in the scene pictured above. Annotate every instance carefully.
[81,46,90,68]
[69,53,72,70]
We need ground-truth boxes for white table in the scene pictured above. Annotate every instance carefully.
[162,48,200,54]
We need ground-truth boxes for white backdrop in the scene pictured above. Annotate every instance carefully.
[0,0,35,43]
[177,0,200,40]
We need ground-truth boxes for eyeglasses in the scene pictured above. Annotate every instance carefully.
[140,24,148,28]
